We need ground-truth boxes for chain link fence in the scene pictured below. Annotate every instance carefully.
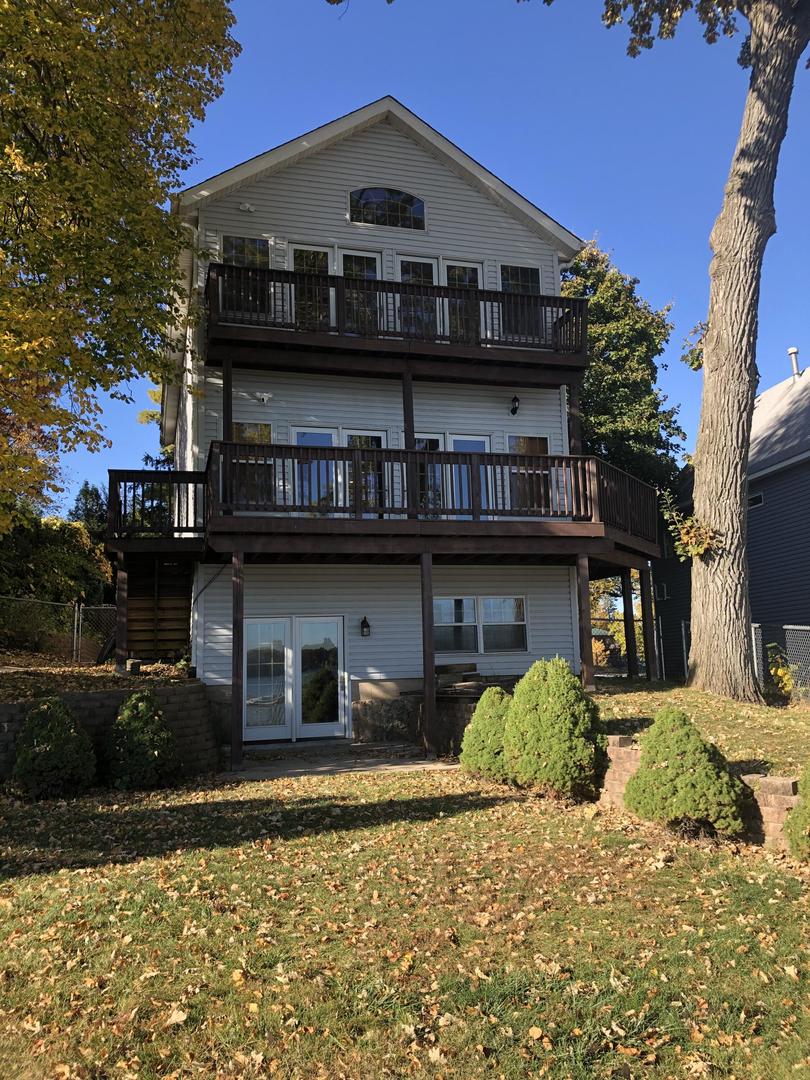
[0,596,116,664]
[681,620,810,697]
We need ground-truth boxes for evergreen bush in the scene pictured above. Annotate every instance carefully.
[459,686,512,781]
[12,697,96,799]
[785,762,810,861]
[623,706,746,836]
[105,690,179,790]
[503,658,605,799]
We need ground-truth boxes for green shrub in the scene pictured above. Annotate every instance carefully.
[785,762,810,861]
[623,706,746,837]
[459,686,512,781]
[105,691,179,790]
[12,697,96,799]
[503,658,605,799]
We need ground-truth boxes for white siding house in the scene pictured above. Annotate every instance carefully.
[109,97,660,759]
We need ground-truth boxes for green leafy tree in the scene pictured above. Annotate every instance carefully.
[459,686,512,781]
[0,513,109,605]
[563,244,684,489]
[503,658,606,798]
[68,481,108,546]
[0,0,239,535]
[624,706,747,836]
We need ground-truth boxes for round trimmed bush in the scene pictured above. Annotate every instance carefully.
[12,696,96,799]
[105,690,179,790]
[503,658,605,799]
[623,706,746,837]
[785,762,810,861]
[459,686,512,781]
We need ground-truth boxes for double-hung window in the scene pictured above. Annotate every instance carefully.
[500,264,543,343]
[221,235,271,317]
[434,596,528,654]
[222,235,270,268]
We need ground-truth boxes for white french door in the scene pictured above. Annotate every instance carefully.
[397,256,439,339]
[243,615,347,741]
[443,262,484,345]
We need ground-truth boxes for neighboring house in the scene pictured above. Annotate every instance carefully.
[654,355,810,681]
[106,97,660,760]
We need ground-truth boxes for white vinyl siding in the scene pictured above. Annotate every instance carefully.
[200,370,566,466]
[194,564,577,686]
[197,120,558,294]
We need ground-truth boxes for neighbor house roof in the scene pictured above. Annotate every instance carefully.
[176,95,584,261]
[748,368,810,479]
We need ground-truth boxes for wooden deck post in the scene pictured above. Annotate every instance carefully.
[115,556,128,672]
[231,550,244,769]
[576,553,595,690]
[420,552,437,756]
[222,357,233,442]
[621,568,640,680]
[639,565,659,681]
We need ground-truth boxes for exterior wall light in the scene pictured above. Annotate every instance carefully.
[510,395,520,415]
[360,616,371,638]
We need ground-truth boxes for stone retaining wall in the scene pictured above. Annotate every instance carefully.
[0,681,219,781]
[599,735,800,850]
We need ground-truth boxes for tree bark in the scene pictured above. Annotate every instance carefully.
[689,0,810,701]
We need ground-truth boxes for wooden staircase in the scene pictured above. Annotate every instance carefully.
[126,555,194,660]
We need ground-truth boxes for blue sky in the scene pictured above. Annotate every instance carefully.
[58,0,810,508]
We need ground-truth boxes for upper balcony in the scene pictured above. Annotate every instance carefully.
[107,443,659,562]
[205,263,588,371]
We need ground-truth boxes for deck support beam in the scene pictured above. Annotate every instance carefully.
[222,356,233,442]
[420,551,437,756]
[576,553,595,690]
[115,557,128,671]
[639,564,659,681]
[231,549,244,769]
[621,568,640,680]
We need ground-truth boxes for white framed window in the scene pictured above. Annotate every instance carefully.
[654,582,669,602]
[434,596,528,654]
[480,596,527,653]
[434,597,478,653]
[222,235,270,268]
[748,492,764,509]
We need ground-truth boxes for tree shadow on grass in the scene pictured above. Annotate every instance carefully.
[0,787,519,881]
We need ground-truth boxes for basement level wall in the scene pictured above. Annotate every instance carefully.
[193,563,579,688]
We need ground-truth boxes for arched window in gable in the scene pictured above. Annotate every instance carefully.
[349,187,425,230]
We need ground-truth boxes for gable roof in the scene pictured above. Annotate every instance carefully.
[177,96,583,261]
[749,368,810,479]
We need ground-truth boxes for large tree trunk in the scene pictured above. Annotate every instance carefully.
[689,0,810,701]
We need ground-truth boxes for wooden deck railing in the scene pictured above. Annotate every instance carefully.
[206,263,587,355]
[108,449,658,547]
[108,470,207,539]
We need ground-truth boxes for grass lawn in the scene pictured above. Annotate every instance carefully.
[0,651,185,704]
[1,770,809,1079]
[594,679,810,776]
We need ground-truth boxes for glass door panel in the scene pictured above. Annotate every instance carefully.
[415,434,444,517]
[445,263,482,345]
[296,617,345,738]
[244,620,291,740]
[293,428,338,513]
[291,247,331,332]
[344,432,385,516]
[450,435,490,518]
[341,252,380,336]
[398,257,438,339]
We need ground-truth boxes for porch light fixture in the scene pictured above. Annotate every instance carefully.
[510,395,520,416]
[360,616,371,638]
